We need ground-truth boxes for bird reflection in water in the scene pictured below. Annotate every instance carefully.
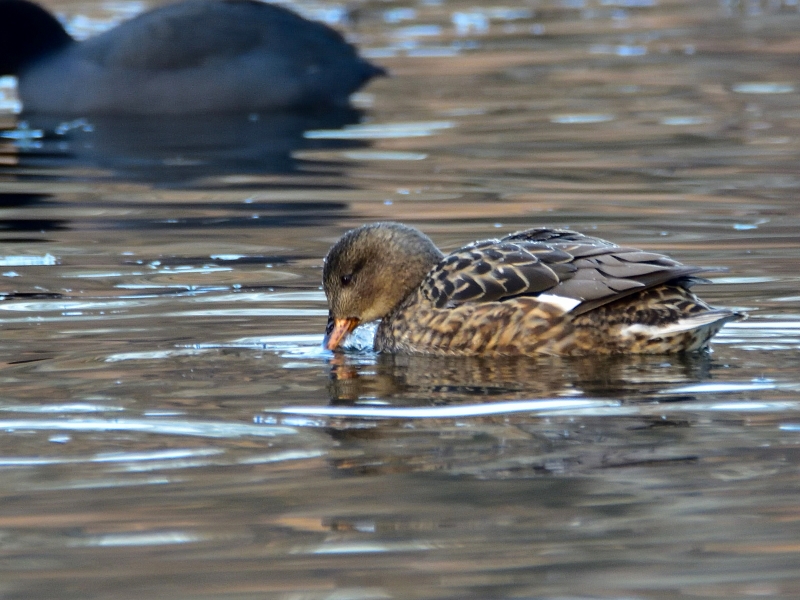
[326,351,715,405]
[6,107,369,184]
[322,352,715,477]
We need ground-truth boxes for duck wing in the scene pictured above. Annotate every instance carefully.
[80,0,350,71]
[422,228,713,315]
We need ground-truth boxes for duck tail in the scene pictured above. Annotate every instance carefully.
[621,308,743,352]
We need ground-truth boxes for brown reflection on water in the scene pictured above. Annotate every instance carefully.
[327,352,717,404]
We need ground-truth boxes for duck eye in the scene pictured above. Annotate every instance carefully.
[340,274,353,286]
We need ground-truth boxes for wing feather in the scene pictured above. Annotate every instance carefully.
[421,227,714,313]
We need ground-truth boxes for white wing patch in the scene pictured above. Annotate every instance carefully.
[621,312,730,338]
[536,294,582,314]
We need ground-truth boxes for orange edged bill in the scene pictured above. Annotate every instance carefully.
[323,315,360,350]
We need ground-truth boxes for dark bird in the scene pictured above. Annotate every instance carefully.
[323,222,738,356]
[0,0,385,114]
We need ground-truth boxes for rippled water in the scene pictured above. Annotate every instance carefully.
[1,0,800,598]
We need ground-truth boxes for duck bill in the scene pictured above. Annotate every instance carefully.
[323,316,360,351]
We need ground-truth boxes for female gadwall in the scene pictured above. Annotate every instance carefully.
[322,222,736,356]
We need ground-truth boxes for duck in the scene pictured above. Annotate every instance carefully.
[0,0,385,115]
[322,222,738,356]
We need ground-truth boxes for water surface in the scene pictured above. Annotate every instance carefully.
[1,0,800,598]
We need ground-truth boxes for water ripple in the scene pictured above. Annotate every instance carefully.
[0,419,294,438]
[273,399,618,419]
[73,531,203,547]
[0,403,124,413]
[716,320,800,349]
[551,114,615,124]
[660,382,779,394]
[732,82,795,94]
[105,349,208,362]
[305,121,455,140]
[268,399,800,423]
[303,541,436,555]
[165,308,327,318]
[0,448,223,467]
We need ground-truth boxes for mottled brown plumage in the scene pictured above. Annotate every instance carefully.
[322,222,737,356]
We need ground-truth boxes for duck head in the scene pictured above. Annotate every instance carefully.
[322,222,443,350]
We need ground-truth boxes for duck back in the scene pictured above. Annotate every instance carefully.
[373,227,737,356]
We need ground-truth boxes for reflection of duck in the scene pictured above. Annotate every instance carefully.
[322,351,712,477]
[0,0,385,114]
[327,352,714,404]
[323,222,738,355]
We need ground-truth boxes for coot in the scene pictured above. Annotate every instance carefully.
[0,0,385,114]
